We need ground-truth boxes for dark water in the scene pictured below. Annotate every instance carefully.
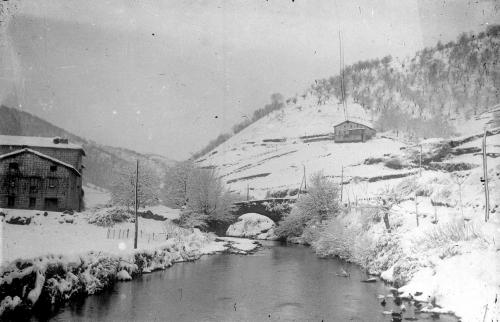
[36,242,457,322]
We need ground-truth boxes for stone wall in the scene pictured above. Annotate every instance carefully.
[0,152,82,211]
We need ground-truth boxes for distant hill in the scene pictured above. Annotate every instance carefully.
[0,105,174,190]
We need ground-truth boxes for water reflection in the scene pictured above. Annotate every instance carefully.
[35,243,457,322]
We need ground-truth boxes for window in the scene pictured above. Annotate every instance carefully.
[9,162,19,171]
[50,165,58,172]
[48,178,58,188]
[7,196,15,207]
[29,178,39,194]
[29,198,36,208]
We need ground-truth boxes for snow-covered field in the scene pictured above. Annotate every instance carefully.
[0,204,260,317]
[1,208,173,264]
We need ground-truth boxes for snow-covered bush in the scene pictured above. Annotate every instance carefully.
[392,257,423,287]
[369,233,405,273]
[275,208,308,239]
[415,219,489,251]
[384,157,405,169]
[276,172,340,239]
[312,217,356,260]
[87,207,131,227]
[263,201,292,214]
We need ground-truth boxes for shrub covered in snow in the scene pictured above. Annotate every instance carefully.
[0,226,219,318]
[276,172,340,239]
[414,219,489,251]
[87,207,131,227]
[384,157,405,169]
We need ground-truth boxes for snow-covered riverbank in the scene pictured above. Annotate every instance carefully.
[0,207,260,319]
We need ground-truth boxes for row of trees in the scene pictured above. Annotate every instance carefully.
[110,160,241,230]
[310,25,500,138]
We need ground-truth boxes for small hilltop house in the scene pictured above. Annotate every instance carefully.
[0,135,85,211]
[333,120,376,143]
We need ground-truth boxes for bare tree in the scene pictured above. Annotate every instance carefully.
[377,185,404,232]
[451,170,470,217]
[179,168,240,229]
[163,160,195,208]
[111,163,160,209]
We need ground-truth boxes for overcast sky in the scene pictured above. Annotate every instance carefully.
[0,0,498,160]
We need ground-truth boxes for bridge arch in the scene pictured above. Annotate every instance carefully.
[231,198,294,223]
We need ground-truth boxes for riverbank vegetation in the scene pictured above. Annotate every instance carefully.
[0,213,259,319]
[275,172,341,240]
[275,168,498,321]
[177,168,241,230]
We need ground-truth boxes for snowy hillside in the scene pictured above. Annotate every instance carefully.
[197,92,500,321]
[198,95,498,200]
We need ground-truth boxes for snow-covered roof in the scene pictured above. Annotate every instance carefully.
[333,120,375,131]
[0,148,82,176]
[0,135,85,154]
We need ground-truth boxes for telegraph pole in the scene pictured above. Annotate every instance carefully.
[419,144,422,177]
[134,159,139,249]
[482,129,490,222]
[340,165,344,204]
[303,164,307,190]
[415,192,419,227]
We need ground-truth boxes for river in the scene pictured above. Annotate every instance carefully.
[33,242,457,322]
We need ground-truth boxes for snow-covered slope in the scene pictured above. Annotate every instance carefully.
[198,94,500,321]
[198,96,497,200]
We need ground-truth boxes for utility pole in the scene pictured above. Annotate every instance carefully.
[415,193,419,227]
[246,184,250,201]
[134,159,139,249]
[303,164,307,190]
[482,129,490,222]
[419,144,422,177]
[340,165,344,204]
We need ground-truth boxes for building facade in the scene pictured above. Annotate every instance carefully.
[333,120,376,143]
[0,136,85,211]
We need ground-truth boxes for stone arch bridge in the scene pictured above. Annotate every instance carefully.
[210,198,295,236]
[231,198,295,223]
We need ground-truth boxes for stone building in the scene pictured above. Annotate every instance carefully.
[333,120,376,143]
[0,135,85,211]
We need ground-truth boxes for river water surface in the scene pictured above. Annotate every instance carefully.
[35,242,457,322]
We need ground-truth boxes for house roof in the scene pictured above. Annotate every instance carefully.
[0,148,82,176]
[333,120,375,131]
[0,135,85,155]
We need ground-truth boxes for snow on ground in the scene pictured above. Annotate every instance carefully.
[226,213,278,240]
[0,209,161,264]
[0,207,260,317]
[216,237,261,252]
[1,206,205,265]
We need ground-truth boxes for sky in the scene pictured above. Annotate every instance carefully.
[0,0,498,160]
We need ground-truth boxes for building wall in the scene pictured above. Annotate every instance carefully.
[333,121,376,142]
[0,145,83,170]
[0,153,82,211]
